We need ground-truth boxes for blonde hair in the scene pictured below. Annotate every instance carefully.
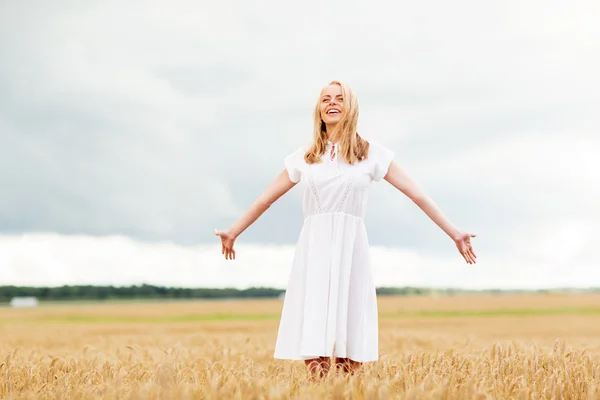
[304,80,370,165]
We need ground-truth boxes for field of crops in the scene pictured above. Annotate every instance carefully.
[1,293,600,399]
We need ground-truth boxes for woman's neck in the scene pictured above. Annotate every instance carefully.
[326,124,340,143]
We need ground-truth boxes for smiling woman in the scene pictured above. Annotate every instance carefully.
[214,80,477,378]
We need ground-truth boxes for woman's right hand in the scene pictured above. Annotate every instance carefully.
[214,228,237,260]
[212,169,297,261]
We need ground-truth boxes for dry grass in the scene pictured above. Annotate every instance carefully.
[1,294,600,399]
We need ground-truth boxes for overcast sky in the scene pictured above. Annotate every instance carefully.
[1,0,599,289]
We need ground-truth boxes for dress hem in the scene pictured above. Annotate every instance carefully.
[273,354,379,363]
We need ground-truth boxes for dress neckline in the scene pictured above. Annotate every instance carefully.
[326,140,339,164]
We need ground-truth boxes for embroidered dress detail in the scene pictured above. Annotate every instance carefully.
[307,175,324,214]
[336,176,354,213]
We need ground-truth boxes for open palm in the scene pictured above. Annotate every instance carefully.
[455,231,477,264]
[214,229,236,260]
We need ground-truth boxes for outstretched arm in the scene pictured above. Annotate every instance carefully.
[383,161,477,264]
[214,169,297,260]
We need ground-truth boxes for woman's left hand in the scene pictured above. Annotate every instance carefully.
[454,231,477,264]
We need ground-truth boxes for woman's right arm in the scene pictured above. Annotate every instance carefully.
[214,169,298,260]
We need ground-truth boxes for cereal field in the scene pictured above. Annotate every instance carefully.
[1,293,600,399]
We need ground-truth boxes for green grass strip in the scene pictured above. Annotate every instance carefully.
[381,307,600,318]
[29,312,280,324]
[2,308,600,326]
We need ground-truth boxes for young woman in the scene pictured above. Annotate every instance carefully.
[214,80,477,378]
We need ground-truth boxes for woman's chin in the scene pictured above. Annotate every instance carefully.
[323,116,341,125]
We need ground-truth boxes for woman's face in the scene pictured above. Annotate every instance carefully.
[320,84,343,127]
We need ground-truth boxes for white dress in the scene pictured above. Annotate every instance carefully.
[273,139,395,363]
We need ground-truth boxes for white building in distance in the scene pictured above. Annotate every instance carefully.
[10,297,39,308]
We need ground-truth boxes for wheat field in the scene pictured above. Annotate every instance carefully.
[1,293,600,399]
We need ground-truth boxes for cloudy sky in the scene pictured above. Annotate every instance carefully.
[1,0,599,289]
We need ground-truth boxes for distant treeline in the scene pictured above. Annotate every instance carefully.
[0,284,598,302]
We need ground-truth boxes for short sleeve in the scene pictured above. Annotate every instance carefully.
[284,147,306,183]
[369,141,395,182]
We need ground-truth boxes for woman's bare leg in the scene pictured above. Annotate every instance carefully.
[304,357,331,379]
[334,357,361,375]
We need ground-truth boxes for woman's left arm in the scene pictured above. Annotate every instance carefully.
[383,161,477,264]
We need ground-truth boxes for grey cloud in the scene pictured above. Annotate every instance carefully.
[0,0,598,270]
